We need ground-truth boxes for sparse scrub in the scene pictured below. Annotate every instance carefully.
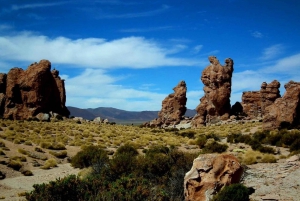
[211,183,249,201]
[49,150,68,158]
[7,159,23,170]
[21,169,33,176]
[41,158,57,169]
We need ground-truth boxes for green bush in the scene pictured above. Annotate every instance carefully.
[202,141,228,153]
[71,145,109,171]
[115,144,139,157]
[290,138,300,152]
[212,183,249,201]
[195,135,207,148]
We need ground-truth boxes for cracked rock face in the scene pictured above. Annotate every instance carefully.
[192,56,234,127]
[0,60,69,119]
[184,154,243,201]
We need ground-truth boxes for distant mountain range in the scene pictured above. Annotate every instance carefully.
[67,106,197,123]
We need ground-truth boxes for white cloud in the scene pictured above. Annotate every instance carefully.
[262,53,300,74]
[65,69,166,110]
[260,44,284,60]
[0,32,201,69]
[251,31,263,38]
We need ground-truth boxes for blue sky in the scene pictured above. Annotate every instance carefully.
[0,0,300,111]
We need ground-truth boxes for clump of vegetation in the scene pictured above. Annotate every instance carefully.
[202,141,228,153]
[21,169,33,176]
[41,158,57,169]
[49,150,68,158]
[212,183,250,201]
[7,159,23,171]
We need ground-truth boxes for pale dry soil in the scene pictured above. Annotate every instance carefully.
[0,139,81,201]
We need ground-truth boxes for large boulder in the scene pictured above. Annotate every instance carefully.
[184,154,243,201]
[192,56,234,127]
[1,60,69,120]
[242,80,280,118]
[150,80,187,127]
[263,81,300,130]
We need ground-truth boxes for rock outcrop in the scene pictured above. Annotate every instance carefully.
[242,80,280,118]
[150,80,187,127]
[0,60,69,120]
[192,56,234,127]
[263,81,300,130]
[184,154,243,201]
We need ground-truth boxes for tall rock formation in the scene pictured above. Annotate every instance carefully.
[242,80,280,118]
[0,60,69,120]
[263,81,300,130]
[150,80,187,127]
[184,154,243,201]
[192,56,234,127]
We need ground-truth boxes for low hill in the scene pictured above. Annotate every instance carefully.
[67,106,196,123]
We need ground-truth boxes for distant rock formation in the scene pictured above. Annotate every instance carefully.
[149,80,187,127]
[184,154,243,201]
[242,80,280,118]
[263,81,300,130]
[192,56,234,127]
[0,60,69,120]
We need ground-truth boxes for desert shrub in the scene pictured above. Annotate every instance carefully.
[24,141,33,146]
[0,149,5,155]
[49,150,68,158]
[71,145,109,171]
[211,183,249,201]
[195,135,207,148]
[51,142,66,150]
[40,142,52,149]
[261,154,277,163]
[206,133,220,141]
[258,146,275,154]
[290,138,300,152]
[34,147,44,153]
[110,152,138,178]
[41,158,57,169]
[7,160,23,170]
[11,155,27,162]
[0,140,5,147]
[22,169,33,176]
[115,144,139,157]
[202,141,228,153]
[253,130,270,142]
[18,148,28,155]
[25,175,84,201]
[178,130,196,139]
[0,170,6,180]
[144,145,170,156]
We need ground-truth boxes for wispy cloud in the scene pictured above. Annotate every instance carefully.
[260,44,284,60]
[0,32,201,69]
[9,2,69,11]
[193,45,203,54]
[99,5,170,19]
[251,31,263,38]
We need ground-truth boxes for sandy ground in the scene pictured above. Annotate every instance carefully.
[0,163,80,200]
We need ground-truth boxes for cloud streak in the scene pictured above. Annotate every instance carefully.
[260,44,284,60]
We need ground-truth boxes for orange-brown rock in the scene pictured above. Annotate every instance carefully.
[184,154,243,201]
[0,60,69,120]
[242,80,280,118]
[263,81,300,130]
[192,56,234,127]
[150,80,187,127]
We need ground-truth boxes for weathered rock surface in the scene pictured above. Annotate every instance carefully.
[184,154,243,201]
[192,56,234,127]
[242,155,300,201]
[263,81,300,130]
[0,60,69,120]
[150,80,187,127]
[242,80,280,118]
